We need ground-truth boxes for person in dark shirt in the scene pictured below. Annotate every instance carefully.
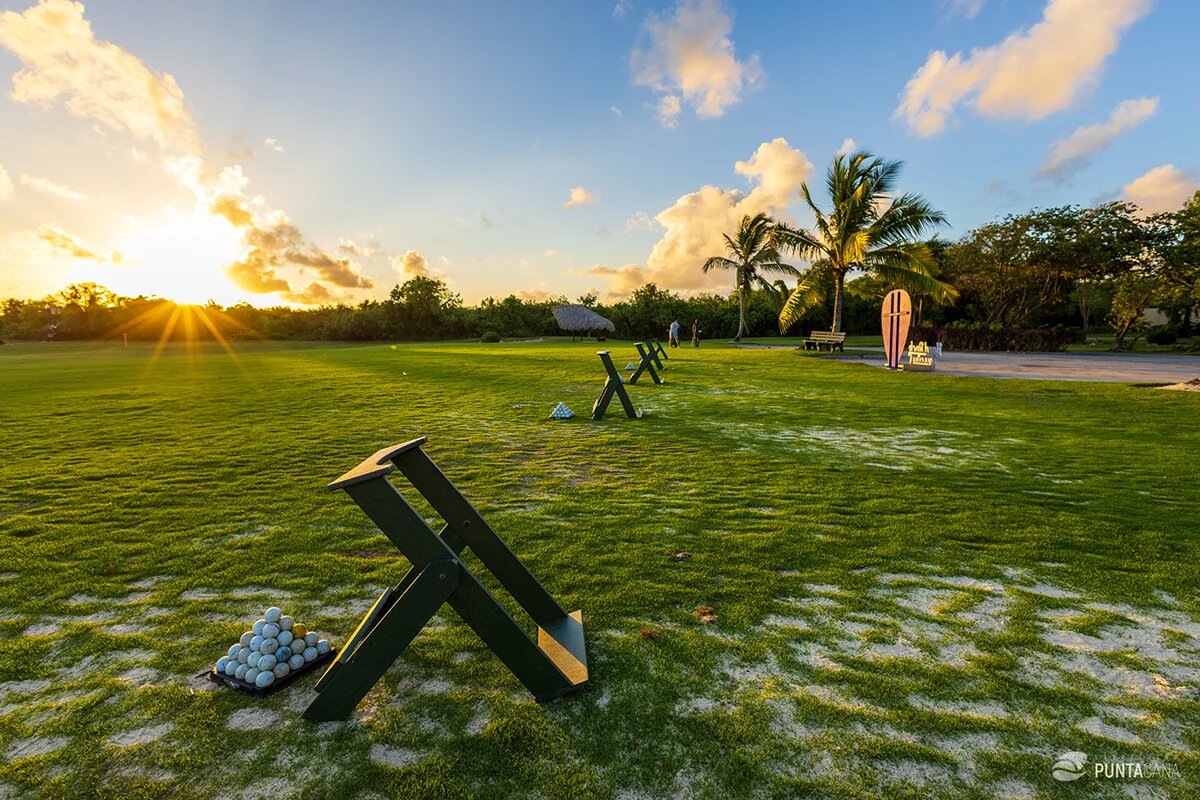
[691,319,702,347]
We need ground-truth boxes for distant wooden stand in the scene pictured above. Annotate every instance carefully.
[592,351,642,420]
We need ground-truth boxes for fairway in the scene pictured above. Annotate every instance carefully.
[0,339,1197,799]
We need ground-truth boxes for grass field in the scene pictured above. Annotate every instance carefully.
[0,338,1197,800]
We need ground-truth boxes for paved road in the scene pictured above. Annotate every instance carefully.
[844,350,1200,383]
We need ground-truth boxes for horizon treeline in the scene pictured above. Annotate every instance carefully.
[2,197,1197,346]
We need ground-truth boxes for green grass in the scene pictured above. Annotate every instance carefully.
[0,338,1197,799]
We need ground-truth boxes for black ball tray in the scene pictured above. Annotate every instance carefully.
[207,647,336,698]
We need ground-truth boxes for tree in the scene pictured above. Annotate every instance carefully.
[702,212,801,341]
[776,151,953,334]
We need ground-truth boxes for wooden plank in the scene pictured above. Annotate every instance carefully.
[537,610,588,689]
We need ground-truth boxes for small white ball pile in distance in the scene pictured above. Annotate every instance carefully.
[213,607,332,690]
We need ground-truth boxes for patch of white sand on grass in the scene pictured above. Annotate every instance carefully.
[369,744,425,769]
[1076,716,1142,744]
[22,623,60,636]
[117,667,159,688]
[0,679,50,696]
[6,736,69,760]
[907,696,1010,720]
[108,723,173,747]
[227,708,281,730]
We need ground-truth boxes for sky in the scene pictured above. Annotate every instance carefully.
[0,0,1197,307]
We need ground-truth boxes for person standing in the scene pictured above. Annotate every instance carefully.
[669,319,681,348]
[691,319,702,348]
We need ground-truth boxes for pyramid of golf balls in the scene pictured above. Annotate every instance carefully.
[214,606,332,690]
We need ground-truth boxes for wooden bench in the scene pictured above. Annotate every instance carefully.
[802,331,847,352]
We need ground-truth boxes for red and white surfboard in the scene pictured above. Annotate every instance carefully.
[881,289,912,370]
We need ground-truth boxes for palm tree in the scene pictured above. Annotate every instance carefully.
[703,212,802,341]
[775,151,954,334]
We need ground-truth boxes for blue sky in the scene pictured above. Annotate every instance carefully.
[0,0,1196,305]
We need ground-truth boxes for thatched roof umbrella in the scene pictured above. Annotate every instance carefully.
[551,304,615,341]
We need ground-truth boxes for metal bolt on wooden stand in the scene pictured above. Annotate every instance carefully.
[591,351,642,420]
[303,438,589,722]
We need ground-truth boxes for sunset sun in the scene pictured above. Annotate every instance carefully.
[82,207,250,306]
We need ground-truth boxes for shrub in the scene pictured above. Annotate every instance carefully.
[909,325,1083,352]
[479,331,501,343]
[1146,326,1178,345]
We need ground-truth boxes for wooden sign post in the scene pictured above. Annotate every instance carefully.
[881,289,912,370]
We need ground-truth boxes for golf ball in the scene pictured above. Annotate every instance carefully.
[260,637,279,654]
[224,660,239,677]
[250,634,263,651]
[277,630,293,647]
[236,648,249,665]
[272,662,290,679]
[291,623,307,640]
[279,615,293,631]
[235,663,248,681]
[245,667,260,684]
[264,607,282,623]
[316,639,331,655]
[254,670,274,689]
[262,622,280,639]
[239,632,253,647]
[247,652,260,668]
[276,646,291,661]
[303,646,317,663]
[216,656,230,673]
[227,644,240,658]
[288,654,304,670]
[257,653,277,671]
[304,632,318,647]
[252,619,267,636]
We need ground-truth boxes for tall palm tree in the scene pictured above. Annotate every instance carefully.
[776,151,954,334]
[703,212,802,341]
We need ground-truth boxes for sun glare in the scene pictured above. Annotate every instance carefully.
[79,206,251,306]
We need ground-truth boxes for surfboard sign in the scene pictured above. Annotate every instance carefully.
[881,289,912,370]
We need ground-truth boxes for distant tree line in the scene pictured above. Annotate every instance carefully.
[2,193,1197,349]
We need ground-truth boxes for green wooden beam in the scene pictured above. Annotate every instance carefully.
[592,351,641,419]
[629,342,663,385]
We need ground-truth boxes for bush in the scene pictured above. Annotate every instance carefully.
[1146,326,1178,345]
[909,325,1084,352]
[479,331,501,343]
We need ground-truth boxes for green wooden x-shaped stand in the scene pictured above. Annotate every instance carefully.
[592,351,642,420]
[628,342,663,385]
[303,438,588,722]
[651,339,669,363]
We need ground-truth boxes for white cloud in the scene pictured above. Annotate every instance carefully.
[625,211,660,231]
[632,0,762,127]
[264,137,284,152]
[656,94,682,128]
[0,0,199,155]
[836,138,856,157]
[589,137,811,297]
[945,0,986,19]
[0,162,12,201]
[1039,97,1158,181]
[564,186,597,208]
[1120,164,1199,215]
[896,0,1152,137]
[613,1,631,19]
[392,250,429,277]
[610,105,623,117]
[0,0,369,304]
[19,172,85,201]
[544,249,559,257]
